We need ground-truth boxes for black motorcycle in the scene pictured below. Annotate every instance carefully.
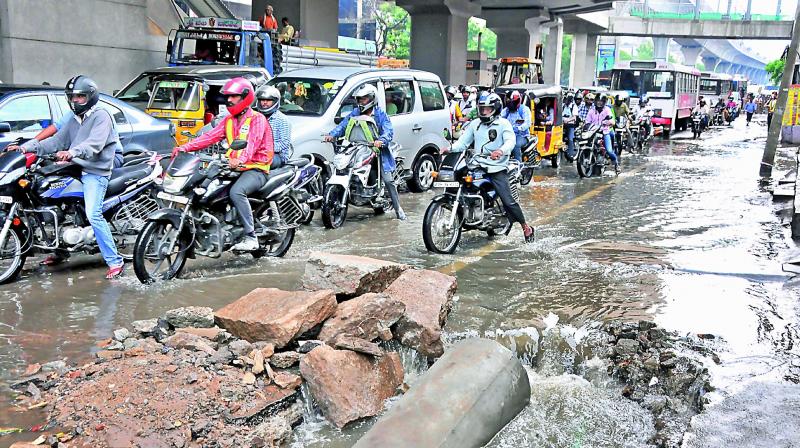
[422,136,521,254]
[518,134,540,186]
[614,115,634,157]
[691,112,706,139]
[575,124,612,178]
[132,140,320,283]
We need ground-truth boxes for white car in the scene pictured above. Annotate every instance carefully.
[268,67,450,192]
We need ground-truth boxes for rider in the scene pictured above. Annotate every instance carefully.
[255,85,292,169]
[449,92,534,243]
[562,92,580,161]
[445,86,463,129]
[10,76,125,278]
[458,86,476,118]
[172,77,274,252]
[578,93,594,122]
[586,95,621,175]
[324,84,406,220]
[637,95,653,138]
[613,94,634,150]
[500,90,531,162]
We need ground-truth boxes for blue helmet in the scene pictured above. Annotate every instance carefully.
[477,92,502,123]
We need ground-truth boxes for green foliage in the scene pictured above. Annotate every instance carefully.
[696,62,706,71]
[765,59,786,85]
[561,34,573,86]
[634,41,654,60]
[375,3,410,59]
[467,18,496,59]
[619,50,633,61]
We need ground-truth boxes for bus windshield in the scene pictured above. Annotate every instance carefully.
[171,31,241,65]
[612,70,675,99]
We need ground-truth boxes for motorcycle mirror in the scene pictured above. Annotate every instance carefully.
[488,129,497,142]
[229,139,247,151]
[0,122,9,134]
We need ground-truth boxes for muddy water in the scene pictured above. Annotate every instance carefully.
[2,117,799,446]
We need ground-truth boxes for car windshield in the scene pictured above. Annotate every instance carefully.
[172,32,240,65]
[148,81,201,111]
[612,70,675,99]
[116,74,156,107]
[267,78,341,116]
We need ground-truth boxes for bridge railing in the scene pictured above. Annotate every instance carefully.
[614,1,791,21]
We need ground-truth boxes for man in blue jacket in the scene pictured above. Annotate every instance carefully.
[324,84,406,220]
[500,90,531,162]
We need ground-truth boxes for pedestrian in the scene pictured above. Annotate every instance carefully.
[278,17,295,44]
[767,92,778,128]
[260,5,278,32]
[744,97,757,126]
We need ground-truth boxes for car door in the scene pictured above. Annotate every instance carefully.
[380,78,421,162]
[0,93,55,150]
[415,78,449,154]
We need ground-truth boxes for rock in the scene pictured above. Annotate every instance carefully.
[228,339,254,357]
[318,293,405,344]
[162,332,217,354]
[113,328,130,342]
[250,399,303,446]
[639,320,657,331]
[22,363,41,377]
[176,327,227,342]
[333,335,384,357]
[132,318,158,334]
[215,288,337,348]
[96,350,123,360]
[252,350,265,375]
[224,384,300,424]
[41,360,67,374]
[106,341,125,351]
[614,339,639,358]
[383,269,457,358]
[300,345,404,428]
[273,371,302,390]
[297,340,321,354]
[165,306,215,329]
[270,351,302,369]
[209,347,234,365]
[302,252,410,297]
[242,372,257,385]
[10,443,41,448]
[123,339,140,351]
[254,342,275,359]
[643,356,661,372]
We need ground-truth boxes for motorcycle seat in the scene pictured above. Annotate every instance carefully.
[257,166,295,198]
[285,158,311,168]
[107,164,151,196]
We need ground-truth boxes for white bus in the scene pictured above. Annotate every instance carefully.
[699,72,733,107]
[611,60,701,135]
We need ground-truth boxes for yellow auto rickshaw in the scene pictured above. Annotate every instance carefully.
[146,77,208,146]
[496,84,564,168]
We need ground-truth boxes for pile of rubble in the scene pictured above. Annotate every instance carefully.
[8,252,457,447]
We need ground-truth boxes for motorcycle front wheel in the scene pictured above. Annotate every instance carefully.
[519,168,534,186]
[422,201,462,254]
[322,185,348,229]
[0,227,26,284]
[576,149,595,178]
[133,221,189,284]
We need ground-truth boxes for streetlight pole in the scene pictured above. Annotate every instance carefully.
[760,4,800,178]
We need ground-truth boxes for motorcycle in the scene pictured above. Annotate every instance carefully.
[518,134,540,186]
[0,149,163,283]
[725,106,738,125]
[614,115,634,157]
[711,106,726,127]
[575,124,613,178]
[691,112,707,139]
[422,137,521,254]
[132,140,320,283]
[321,117,409,229]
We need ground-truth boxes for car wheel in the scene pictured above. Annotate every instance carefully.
[408,152,437,192]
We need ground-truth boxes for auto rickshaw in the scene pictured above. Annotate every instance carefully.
[145,76,212,146]
[496,83,563,168]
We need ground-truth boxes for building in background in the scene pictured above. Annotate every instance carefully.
[339,0,377,41]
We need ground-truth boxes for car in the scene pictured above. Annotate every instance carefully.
[267,67,450,192]
[0,84,176,154]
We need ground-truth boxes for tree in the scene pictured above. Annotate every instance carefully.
[374,3,410,59]
[634,41,654,60]
[467,18,496,58]
[560,34,573,85]
[619,50,633,61]
[765,59,786,86]
[696,62,706,71]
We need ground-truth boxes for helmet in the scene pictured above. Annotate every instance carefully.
[615,94,624,105]
[221,77,255,116]
[353,84,378,114]
[595,95,607,110]
[606,95,615,107]
[639,95,649,106]
[565,92,575,104]
[477,92,502,123]
[255,85,281,116]
[585,93,596,102]
[64,75,99,116]
[445,85,458,100]
[575,92,584,103]
[507,90,523,110]
[699,100,706,107]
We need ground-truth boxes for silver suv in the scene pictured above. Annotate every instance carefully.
[268,67,450,192]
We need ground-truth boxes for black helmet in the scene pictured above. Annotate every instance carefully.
[615,94,624,105]
[65,75,99,116]
[477,92,502,123]
[595,95,606,110]
[255,85,281,116]
[353,84,377,114]
[565,92,575,104]
[575,92,584,104]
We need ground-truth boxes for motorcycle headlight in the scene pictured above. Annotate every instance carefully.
[162,175,189,194]
[333,153,350,170]
[438,170,455,182]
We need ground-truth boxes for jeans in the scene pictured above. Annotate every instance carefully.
[565,126,576,159]
[767,113,774,128]
[512,134,526,162]
[82,173,123,268]
[602,134,618,165]
[746,112,753,124]
[114,153,123,168]
[383,170,403,216]
[271,153,285,170]
[487,170,526,225]
[230,169,269,237]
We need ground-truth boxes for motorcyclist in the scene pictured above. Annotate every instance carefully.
[693,100,710,129]
[726,96,738,120]
[562,92,580,161]
[172,77,274,252]
[255,85,292,169]
[574,92,584,110]
[324,84,406,221]
[578,93,594,122]
[458,86,476,118]
[636,95,653,139]
[11,76,125,278]
[612,94,634,151]
[449,92,534,243]
[500,90,531,162]
[586,95,620,175]
[446,86,463,127]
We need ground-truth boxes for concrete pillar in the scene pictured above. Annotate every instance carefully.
[484,9,547,59]
[653,37,670,61]
[255,0,339,47]
[570,33,598,87]
[715,61,730,73]
[542,20,564,85]
[680,46,703,67]
[701,55,719,72]
[397,0,480,86]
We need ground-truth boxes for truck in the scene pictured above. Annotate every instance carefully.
[491,44,544,89]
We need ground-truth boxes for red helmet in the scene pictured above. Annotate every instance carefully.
[508,90,522,109]
[221,77,255,116]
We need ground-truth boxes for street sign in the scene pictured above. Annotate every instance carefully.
[597,44,616,76]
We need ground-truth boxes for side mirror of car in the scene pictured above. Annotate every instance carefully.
[0,122,10,134]
[112,90,120,96]
[229,139,247,151]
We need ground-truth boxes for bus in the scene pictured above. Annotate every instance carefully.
[699,72,733,107]
[611,60,701,135]
[731,75,749,103]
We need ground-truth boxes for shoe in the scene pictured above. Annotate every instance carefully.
[396,208,407,221]
[523,225,535,243]
[40,254,68,266]
[106,264,124,279]
[615,164,622,175]
[231,236,259,252]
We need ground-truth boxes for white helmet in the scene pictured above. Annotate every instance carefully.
[255,85,281,116]
[353,84,378,113]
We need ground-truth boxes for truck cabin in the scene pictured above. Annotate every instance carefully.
[493,58,544,88]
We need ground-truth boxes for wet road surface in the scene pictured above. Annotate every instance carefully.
[2,116,800,446]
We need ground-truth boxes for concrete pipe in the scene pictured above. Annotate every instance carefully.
[354,338,531,448]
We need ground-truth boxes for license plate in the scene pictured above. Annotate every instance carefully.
[433,182,460,189]
[0,196,12,204]
[157,192,189,204]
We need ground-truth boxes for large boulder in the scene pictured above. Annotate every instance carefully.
[302,252,410,297]
[165,306,215,328]
[317,293,405,344]
[300,345,404,428]
[215,288,337,348]
[383,269,457,358]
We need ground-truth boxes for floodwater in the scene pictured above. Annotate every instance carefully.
[2,116,799,447]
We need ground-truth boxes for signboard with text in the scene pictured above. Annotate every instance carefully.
[597,44,616,76]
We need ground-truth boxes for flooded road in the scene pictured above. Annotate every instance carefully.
[2,117,800,446]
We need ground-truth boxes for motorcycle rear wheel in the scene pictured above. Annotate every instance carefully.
[133,221,189,284]
[253,228,295,258]
[422,201,462,254]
